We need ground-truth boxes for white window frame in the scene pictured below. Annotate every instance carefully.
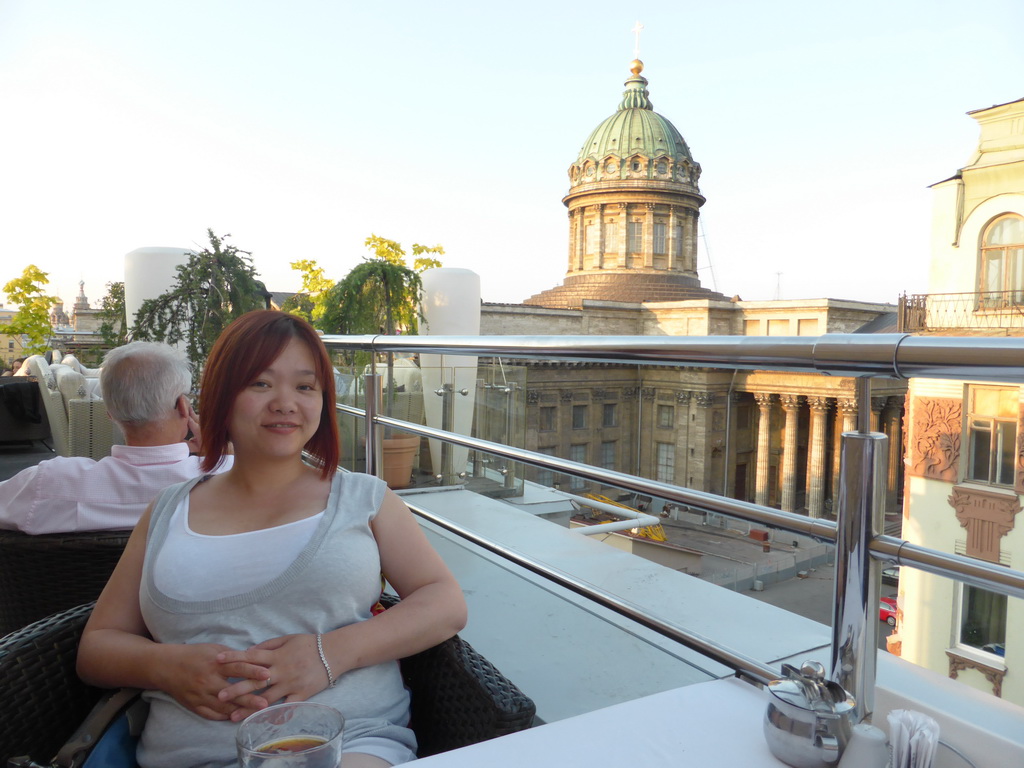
[953,582,1008,662]
[602,403,617,428]
[569,444,587,489]
[965,385,1018,487]
[572,404,587,430]
[657,404,674,429]
[653,222,667,255]
[600,440,616,469]
[628,221,643,254]
[605,221,619,253]
[979,214,1024,307]
[656,442,675,484]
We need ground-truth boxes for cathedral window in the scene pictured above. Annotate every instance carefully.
[572,404,588,429]
[673,225,683,258]
[657,404,674,428]
[600,441,617,469]
[585,223,599,254]
[628,221,643,254]
[656,442,676,483]
[605,222,619,252]
[654,223,667,255]
[602,403,618,427]
[536,446,556,487]
[979,214,1024,307]
[569,444,588,489]
[539,406,556,432]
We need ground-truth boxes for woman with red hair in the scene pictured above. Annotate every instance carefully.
[79,310,467,768]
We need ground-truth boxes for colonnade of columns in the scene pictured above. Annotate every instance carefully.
[752,392,904,518]
[567,203,697,274]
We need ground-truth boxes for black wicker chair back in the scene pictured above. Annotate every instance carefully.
[0,603,100,764]
[1,600,535,766]
[0,529,129,636]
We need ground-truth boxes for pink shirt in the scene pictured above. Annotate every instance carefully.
[0,443,233,535]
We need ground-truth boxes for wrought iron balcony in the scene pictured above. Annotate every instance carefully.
[898,290,1024,333]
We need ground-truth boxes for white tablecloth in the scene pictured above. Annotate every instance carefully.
[405,677,790,767]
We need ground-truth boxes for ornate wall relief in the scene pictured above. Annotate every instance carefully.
[946,650,1005,698]
[1016,409,1024,495]
[947,486,1021,562]
[908,397,962,482]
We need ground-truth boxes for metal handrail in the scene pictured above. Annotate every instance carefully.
[348,410,1024,601]
[326,332,1024,382]
[325,332,1024,722]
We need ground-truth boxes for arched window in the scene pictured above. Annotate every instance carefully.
[980,214,1024,306]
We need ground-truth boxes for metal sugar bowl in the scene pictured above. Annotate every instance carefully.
[764,661,857,768]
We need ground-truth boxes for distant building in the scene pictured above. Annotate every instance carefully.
[70,281,102,334]
[0,305,27,370]
[480,60,906,519]
[50,281,104,353]
[898,96,1024,706]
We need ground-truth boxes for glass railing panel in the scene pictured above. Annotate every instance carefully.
[465,362,526,498]
[321,333,1024,722]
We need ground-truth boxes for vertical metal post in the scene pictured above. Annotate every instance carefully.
[438,382,455,483]
[830,377,886,724]
[364,373,382,478]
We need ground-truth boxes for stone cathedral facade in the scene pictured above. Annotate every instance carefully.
[480,60,906,520]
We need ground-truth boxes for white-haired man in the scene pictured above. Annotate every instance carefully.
[0,342,232,534]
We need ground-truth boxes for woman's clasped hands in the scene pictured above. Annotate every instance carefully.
[213,633,329,722]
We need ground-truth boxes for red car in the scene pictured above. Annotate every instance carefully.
[879,597,898,626]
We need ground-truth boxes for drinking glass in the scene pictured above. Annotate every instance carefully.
[237,702,345,767]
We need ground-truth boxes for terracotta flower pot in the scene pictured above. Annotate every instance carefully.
[382,434,420,489]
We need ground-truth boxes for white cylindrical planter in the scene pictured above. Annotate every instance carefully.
[123,247,193,334]
[420,268,480,483]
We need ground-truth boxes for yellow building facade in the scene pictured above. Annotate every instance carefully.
[898,96,1024,705]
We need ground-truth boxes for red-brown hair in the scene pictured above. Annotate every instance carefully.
[199,310,339,479]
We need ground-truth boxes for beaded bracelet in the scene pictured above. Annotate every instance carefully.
[316,633,336,688]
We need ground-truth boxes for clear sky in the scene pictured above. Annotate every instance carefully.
[1,1,1022,314]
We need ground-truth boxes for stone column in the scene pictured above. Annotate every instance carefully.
[572,210,584,272]
[682,211,697,276]
[805,397,830,518]
[643,203,656,267]
[754,393,774,506]
[871,396,887,433]
[667,206,677,271]
[780,395,802,513]
[832,398,858,512]
[595,204,605,270]
[883,396,904,514]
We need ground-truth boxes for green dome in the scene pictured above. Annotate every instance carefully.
[568,62,700,189]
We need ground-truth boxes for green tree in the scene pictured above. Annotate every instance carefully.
[285,259,335,326]
[320,236,444,424]
[97,280,127,347]
[131,229,270,383]
[320,235,444,336]
[280,292,316,323]
[0,265,59,355]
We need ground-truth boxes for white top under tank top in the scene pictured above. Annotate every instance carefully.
[153,495,323,601]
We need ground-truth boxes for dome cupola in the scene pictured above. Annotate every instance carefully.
[525,60,720,308]
[567,60,701,191]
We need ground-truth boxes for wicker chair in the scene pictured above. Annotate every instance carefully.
[0,529,130,637]
[24,356,122,460]
[1,600,535,766]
